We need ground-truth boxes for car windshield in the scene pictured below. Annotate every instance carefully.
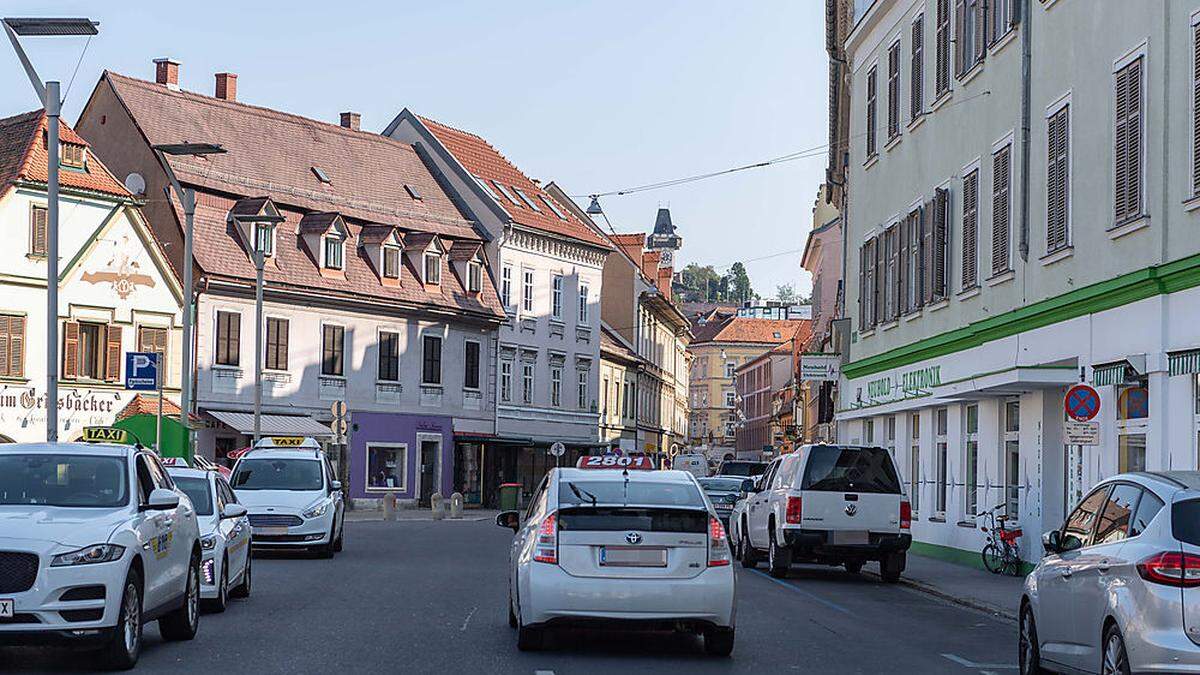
[698,478,745,493]
[0,454,128,507]
[558,480,704,507]
[800,446,902,494]
[719,462,766,476]
[173,476,214,516]
[231,458,324,491]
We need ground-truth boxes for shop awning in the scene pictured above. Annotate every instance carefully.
[928,365,1079,402]
[1091,355,1146,386]
[1169,349,1200,377]
[204,410,333,438]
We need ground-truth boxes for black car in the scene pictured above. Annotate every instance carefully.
[716,460,768,477]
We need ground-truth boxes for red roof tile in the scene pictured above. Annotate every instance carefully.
[692,317,811,345]
[416,115,612,249]
[116,393,181,421]
[0,110,130,200]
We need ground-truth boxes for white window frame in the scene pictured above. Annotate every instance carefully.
[467,261,483,293]
[522,362,535,404]
[254,223,275,257]
[988,132,1014,277]
[501,265,513,307]
[578,283,589,324]
[381,244,402,279]
[865,418,875,444]
[910,412,921,516]
[935,407,948,518]
[1116,376,1150,473]
[1111,40,1149,227]
[551,274,563,321]
[522,268,534,314]
[364,442,407,493]
[1003,398,1021,520]
[724,390,736,408]
[323,234,344,270]
[577,367,589,409]
[423,252,441,285]
[500,359,513,402]
[1044,91,1073,253]
[964,403,979,516]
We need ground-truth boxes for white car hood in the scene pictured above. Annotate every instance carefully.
[0,505,130,550]
[234,489,324,513]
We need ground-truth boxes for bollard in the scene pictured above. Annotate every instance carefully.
[430,492,445,520]
[383,491,397,521]
[449,492,464,519]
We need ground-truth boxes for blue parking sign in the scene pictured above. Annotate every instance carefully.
[125,352,160,391]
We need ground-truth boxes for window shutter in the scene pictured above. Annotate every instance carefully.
[30,207,47,256]
[922,203,935,305]
[936,0,951,96]
[279,320,289,368]
[888,42,900,139]
[0,316,8,378]
[911,16,924,122]
[992,145,1012,274]
[954,0,966,77]
[934,188,949,300]
[890,226,902,319]
[1194,28,1200,196]
[974,0,987,62]
[1047,108,1070,251]
[899,214,910,313]
[859,245,867,327]
[875,234,885,325]
[1114,58,1142,222]
[63,321,79,379]
[9,316,21,378]
[105,324,122,382]
[866,67,878,157]
[962,171,978,288]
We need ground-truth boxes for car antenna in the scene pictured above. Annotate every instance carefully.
[622,467,630,503]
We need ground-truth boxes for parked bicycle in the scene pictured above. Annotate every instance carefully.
[978,503,1023,576]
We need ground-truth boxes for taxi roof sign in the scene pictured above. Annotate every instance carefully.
[81,426,139,446]
[576,455,655,470]
[253,436,320,449]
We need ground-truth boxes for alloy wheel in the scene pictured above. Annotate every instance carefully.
[122,582,140,655]
[1102,632,1128,675]
[1019,610,1036,674]
[186,564,199,628]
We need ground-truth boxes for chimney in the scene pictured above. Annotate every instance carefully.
[214,72,237,101]
[153,58,180,91]
[339,112,361,131]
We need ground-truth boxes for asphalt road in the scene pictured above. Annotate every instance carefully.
[2,520,1017,674]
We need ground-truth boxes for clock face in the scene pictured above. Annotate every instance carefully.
[660,250,674,266]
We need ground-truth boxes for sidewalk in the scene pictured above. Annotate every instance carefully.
[344,508,500,523]
[866,551,1026,621]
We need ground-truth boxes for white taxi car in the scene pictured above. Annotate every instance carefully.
[167,467,252,612]
[0,429,202,669]
[229,437,345,557]
[497,457,736,656]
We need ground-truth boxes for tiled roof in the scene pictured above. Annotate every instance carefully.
[116,393,181,421]
[448,240,483,262]
[102,73,477,239]
[359,224,401,245]
[297,211,342,234]
[416,115,612,249]
[600,322,638,363]
[692,316,811,345]
[0,110,130,200]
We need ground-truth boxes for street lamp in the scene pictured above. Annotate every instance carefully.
[152,142,227,433]
[4,17,100,442]
[232,213,285,445]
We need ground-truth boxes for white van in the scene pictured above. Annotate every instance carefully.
[674,453,710,479]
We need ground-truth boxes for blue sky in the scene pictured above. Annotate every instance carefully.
[2,1,827,298]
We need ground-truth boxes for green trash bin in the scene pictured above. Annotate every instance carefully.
[498,483,522,511]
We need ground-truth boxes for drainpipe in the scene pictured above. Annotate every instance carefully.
[1018,0,1032,266]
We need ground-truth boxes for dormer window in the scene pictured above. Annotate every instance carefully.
[323,234,344,270]
[467,260,483,293]
[382,244,401,279]
[424,252,441,285]
[60,143,86,169]
[254,223,275,256]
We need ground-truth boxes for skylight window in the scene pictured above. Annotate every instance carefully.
[491,181,520,206]
[404,184,422,201]
[773,332,782,339]
[476,175,501,201]
[312,166,331,184]
[513,188,541,213]
[540,196,568,220]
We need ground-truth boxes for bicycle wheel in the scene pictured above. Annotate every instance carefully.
[981,543,1004,574]
[1003,545,1023,577]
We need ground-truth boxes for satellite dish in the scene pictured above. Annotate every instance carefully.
[124,172,146,196]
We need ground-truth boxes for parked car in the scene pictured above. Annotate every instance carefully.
[698,476,754,532]
[497,467,736,656]
[167,467,252,612]
[737,445,910,581]
[673,453,710,479]
[229,437,345,558]
[1019,471,1200,675]
[716,460,768,478]
[0,434,202,669]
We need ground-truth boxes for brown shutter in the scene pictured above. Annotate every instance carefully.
[936,0,950,96]
[992,146,1012,274]
[11,316,23,378]
[1048,108,1070,251]
[888,42,900,139]
[962,171,979,288]
[911,15,924,122]
[63,321,79,379]
[875,234,885,326]
[105,324,122,382]
[866,67,878,157]
[1194,27,1200,196]
[934,188,949,300]
[859,244,867,327]
[1114,59,1142,223]
[30,207,47,256]
[974,0,987,62]
[0,316,9,378]
[922,203,935,305]
[889,226,901,319]
[279,319,289,368]
[954,0,966,76]
[899,215,910,313]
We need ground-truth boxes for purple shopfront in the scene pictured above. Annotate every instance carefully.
[350,412,454,506]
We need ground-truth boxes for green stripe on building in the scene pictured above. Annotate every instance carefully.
[1169,350,1200,377]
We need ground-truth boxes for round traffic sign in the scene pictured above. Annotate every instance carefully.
[1065,383,1101,422]
[548,442,566,457]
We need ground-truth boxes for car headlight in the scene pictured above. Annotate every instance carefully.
[50,544,126,567]
[200,534,218,551]
[302,501,330,519]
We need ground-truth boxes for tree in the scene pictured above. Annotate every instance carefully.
[776,283,797,304]
[677,263,723,302]
[728,262,753,303]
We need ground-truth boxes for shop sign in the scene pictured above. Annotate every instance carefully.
[0,387,120,414]
[862,365,942,405]
[800,354,840,381]
[1065,420,1100,446]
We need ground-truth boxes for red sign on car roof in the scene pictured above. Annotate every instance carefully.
[576,455,656,470]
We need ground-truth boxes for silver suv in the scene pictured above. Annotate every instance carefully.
[1020,471,1200,675]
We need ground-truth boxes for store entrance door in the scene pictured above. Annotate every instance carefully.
[419,439,439,506]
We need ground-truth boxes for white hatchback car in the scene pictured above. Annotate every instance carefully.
[230,439,345,557]
[0,438,202,669]
[497,467,736,656]
[167,467,252,612]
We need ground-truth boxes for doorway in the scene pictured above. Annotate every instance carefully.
[417,435,441,506]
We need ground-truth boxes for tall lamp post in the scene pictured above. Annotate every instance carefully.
[151,143,226,442]
[3,17,100,442]
[233,213,285,445]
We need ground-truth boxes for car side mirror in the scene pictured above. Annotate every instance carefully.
[1041,530,1062,555]
[496,510,520,533]
[222,503,248,520]
[147,488,180,511]
[330,480,342,492]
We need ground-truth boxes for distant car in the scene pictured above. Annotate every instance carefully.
[1019,471,1200,675]
[673,453,710,479]
[229,438,345,557]
[167,467,252,612]
[738,445,910,581]
[0,436,202,669]
[497,467,736,656]
[698,476,754,532]
[716,460,768,478]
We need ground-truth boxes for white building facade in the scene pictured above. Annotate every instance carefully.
[839,0,1200,567]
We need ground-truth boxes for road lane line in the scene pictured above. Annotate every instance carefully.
[940,653,1016,670]
[460,606,478,632]
[747,569,853,615]
[534,670,555,675]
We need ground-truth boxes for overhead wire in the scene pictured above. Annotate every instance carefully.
[61,35,93,105]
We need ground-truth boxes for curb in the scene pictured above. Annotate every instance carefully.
[864,570,1018,623]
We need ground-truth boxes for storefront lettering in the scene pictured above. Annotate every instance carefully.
[862,366,941,405]
[0,388,117,414]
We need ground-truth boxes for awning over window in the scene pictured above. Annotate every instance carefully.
[1169,349,1200,377]
[204,409,333,438]
[1092,361,1132,387]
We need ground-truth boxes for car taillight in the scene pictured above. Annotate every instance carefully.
[785,496,803,525]
[708,516,730,567]
[532,513,558,564]
[1137,551,1200,588]
[900,500,912,530]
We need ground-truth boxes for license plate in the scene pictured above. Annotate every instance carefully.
[832,530,869,546]
[255,526,289,536]
[0,599,12,618]
[600,546,667,567]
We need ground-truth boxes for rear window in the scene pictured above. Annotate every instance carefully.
[558,507,707,533]
[800,446,902,494]
[558,480,703,508]
[1173,500,1200,546]
[719,462,766,477]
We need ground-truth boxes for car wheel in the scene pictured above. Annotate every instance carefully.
[205,559,228,613]
[333,522,344,553]
[159,553,200,641]
[231,552,252,599]
[517,624,545,651]
[1019,606,1049,675]
[703,627,735,657]
[843,560,864,575]
[98,568,142,670]
[739,530,759,569]
[1101,624,1131,675]
[880,552,905,583]
[317,525,337,559]
[767,529,791,578]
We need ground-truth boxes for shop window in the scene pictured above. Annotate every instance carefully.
[1117,377,1149,472]
[886,416,896,456]
[865,418,875,444]
[910,412,921,515]
[366,444,406,491]
[935,407,948,517]
[1004,399,1020,519]
[964,404,979,516]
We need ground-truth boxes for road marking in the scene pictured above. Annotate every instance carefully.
[534,671,555,675]
[940,653,1016,670]
[747,569,852,615]
[460,605,478,632]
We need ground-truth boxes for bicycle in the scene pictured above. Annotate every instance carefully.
[978,503,1023,576]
